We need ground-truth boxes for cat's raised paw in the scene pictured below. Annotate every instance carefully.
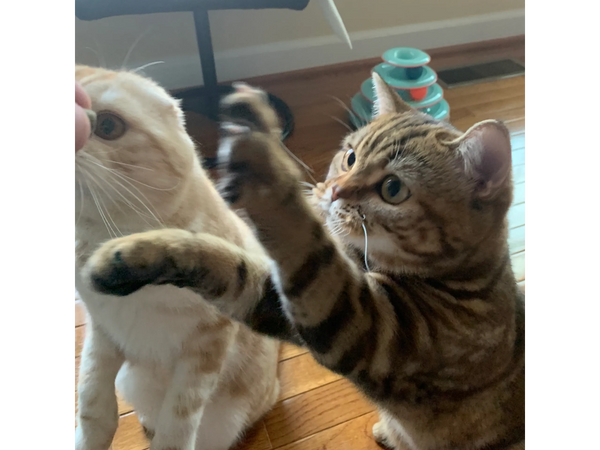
[220,82,279,134]
[373,422,395,450]
[83,229,192,296]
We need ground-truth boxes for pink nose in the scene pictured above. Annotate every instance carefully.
[331,184,350,202]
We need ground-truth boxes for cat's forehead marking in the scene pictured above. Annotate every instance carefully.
[93,78,174,112]
[98,87,122,105]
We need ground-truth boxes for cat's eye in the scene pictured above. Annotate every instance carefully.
[94,112,127,140]
[342,149,356,171]
[379,175,410,204]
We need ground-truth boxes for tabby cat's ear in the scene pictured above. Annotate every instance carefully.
[451,120,512,198]
[372,72,413,117]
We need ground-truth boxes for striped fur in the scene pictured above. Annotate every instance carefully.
[85,77,524,450]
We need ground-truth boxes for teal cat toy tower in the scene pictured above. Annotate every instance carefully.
[349,47,450,128]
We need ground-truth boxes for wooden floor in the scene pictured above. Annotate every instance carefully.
[75,36,525,450]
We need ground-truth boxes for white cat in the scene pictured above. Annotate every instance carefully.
[75,65,280,450]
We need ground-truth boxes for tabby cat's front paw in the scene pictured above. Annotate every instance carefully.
[373,421,395,450]
[83,229,192,296]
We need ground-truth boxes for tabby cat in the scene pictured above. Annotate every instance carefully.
[74,66,280,450]
[83,74,525,450]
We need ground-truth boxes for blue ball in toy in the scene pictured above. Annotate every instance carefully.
[406,66,424,80]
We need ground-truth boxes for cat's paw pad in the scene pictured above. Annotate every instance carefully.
[83,230,189,296]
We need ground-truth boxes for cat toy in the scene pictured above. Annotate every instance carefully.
[85,109,97,137]
[349,47,450,128]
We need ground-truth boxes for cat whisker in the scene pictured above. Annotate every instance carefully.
[131,61,165,74]
[105,173,164,226]
[331,94,367,126]
[98,172,160,227]
[86,169,127,216]
[328,114,353,132]
[98,192,124,237]
[80,155,164,226]
[91,36,107,68]
[278,142,317,185]
[83,47,106,68]
[88,183,116,238]
[83,154,177,191]
[121,28,152,70]
[101,159,155,172]
[299,181,316,189]
[344,94,370,126]
[84,169,125,237]
[76,178,85,227]
[328,95,354,117]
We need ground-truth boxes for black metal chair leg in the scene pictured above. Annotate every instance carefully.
[193,9,219,121]
[174,7,295,162]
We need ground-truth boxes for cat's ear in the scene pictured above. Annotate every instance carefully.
[372,72,413,117]
[449,120,512,198]
[171,98,186,128]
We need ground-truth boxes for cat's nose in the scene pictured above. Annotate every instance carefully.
[331,184,350,201]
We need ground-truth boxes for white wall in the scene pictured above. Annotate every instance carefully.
[75,0,524,90]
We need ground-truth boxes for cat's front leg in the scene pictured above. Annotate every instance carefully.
[150,321,234,450]
[84,229,301,344]
[76,322,124,450]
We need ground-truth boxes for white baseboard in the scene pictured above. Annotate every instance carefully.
[147,9,524,91]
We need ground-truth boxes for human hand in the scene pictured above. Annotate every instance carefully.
[76,82,93,152]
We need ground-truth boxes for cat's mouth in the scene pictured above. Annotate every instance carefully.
[309,181,363,238]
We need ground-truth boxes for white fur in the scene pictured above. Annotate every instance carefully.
[75,66,278,450]
[76,251,262,450]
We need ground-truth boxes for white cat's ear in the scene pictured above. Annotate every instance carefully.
[450,120,512,198]
[171,98,186,128]
[372,72,413,117]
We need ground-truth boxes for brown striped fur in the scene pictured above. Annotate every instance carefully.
[85,75,524,450]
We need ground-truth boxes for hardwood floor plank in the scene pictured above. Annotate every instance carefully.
[508,203,525,229]
[511,133,525,150]
[275,411,380,450]
[452,111,524,133]
[71,358,80,392]
[235,421,273,450]
[510,250,529,282]
[514,164,525,184]
[443,76,524,100]
[75,300,86,328]
[508,225,529,254]
[446,86,525,110]
[518,280,529,295]
[75,325,85,358]
[279,343,308,362]
[468,95,524,116]
[278,353,341,402]
[112,413,149,450]
[265,379,375,448]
